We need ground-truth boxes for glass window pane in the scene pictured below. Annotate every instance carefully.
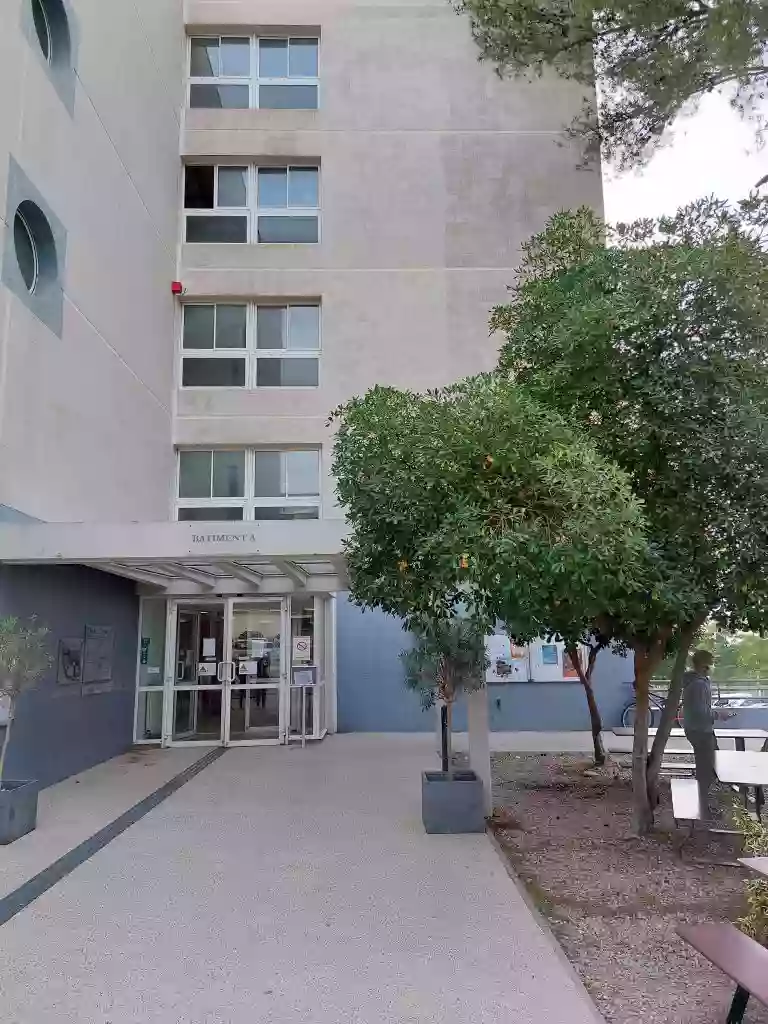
[289,39,319,77]
[183,306,215,349]
[215,305,247,348]
[259,85,318,110]
[182,358,246,387]
[288,168,319,207]
[257,306,285,349]
[258,168,287,208]
[213,451,246,497]
[253,506,319,520]
[178,507,244,522]
[254,451,283,497]
[190,84,249,109]
[259,38,288,78]
[288,306,320,349]
[185,166,215,209]
[179,451,212,498]
[221,37,251,76]
[186,215,248,243]
[190,38,219,77]
[286,450,320,496]
[217,167,248,208]
[256,358,318,387]
[257,216,318,243]
[14,213,37,292]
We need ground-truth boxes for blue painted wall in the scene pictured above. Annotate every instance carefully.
[0,564,139,787]
[336,598,634,732]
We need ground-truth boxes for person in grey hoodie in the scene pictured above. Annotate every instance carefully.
[681,649,724,818]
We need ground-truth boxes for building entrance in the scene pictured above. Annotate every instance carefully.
[135,596,328,747]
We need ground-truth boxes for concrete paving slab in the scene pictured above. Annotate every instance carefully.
[0,746,211,899]
[0,734,603,1024]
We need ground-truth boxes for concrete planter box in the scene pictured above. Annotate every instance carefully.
[421,770,486,834]
[0,781,39,844]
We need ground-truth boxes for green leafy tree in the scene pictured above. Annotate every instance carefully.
[401,616,488,772]
[0,616,52,788]
[494,198,768,830]
[454,0,768,168]
[332,375,651,766]
[732,802,768,947]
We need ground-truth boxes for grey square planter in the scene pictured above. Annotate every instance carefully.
[422,769,486,834]
[0,780,39,844]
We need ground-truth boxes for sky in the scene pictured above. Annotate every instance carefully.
[603,92,768,223]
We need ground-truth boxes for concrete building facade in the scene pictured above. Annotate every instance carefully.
[0,0,618,786]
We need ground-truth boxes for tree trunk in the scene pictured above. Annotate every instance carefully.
[632,653,654,834]
[646,617,704,808]
[0,704,14,791]
[445,699,454,778]
[566,642,605,765]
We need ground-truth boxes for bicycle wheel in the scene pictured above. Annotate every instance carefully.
[621,702,636,729]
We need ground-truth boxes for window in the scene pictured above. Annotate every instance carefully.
[188,35,319,110]
[181,303,320,389]
[14,210,38,292]
[12,200,57,296]
[257,166,319,243]
[184,165,319,244]
[176,449,321,520]
[30,0,70,67]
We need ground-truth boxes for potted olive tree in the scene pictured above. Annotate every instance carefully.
[0,616,52,844]
[401,616,488,833]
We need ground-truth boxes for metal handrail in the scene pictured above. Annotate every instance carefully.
[651,678,768,699]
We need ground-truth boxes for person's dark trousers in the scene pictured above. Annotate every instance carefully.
[685,729,717,816]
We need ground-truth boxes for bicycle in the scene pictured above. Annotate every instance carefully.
[620,683,682,729]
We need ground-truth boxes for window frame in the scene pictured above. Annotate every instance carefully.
[183,164,320,245]
[180,301,321,391]
[175,447,322,521]
[187,34,320,110]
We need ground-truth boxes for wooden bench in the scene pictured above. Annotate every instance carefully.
[661,759,696,775]
[671,777,701,824]
[678,923,768,1023]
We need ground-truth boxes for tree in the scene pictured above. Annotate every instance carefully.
[401,616,488,772]
[0,616,52,788]
[493,198,768,830]
[331,374,652,765]
[454,0,768,169]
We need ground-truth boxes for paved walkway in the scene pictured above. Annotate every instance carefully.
[0,735,602,1023]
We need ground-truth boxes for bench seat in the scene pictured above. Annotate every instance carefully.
[678,923,768,1023]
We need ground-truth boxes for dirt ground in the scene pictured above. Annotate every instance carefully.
[489,752,768,1024]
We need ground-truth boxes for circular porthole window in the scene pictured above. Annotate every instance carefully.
[30,0,70,67]
[13,201,57,296]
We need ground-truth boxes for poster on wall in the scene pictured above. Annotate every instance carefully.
[485,635,530,683]
[82,625,114,684]
[57,638,83,685]
[292,636,311,663]
[562,650,581,679]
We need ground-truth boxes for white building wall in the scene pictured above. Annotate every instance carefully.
[178,0,603,518]
[0,0,184,522]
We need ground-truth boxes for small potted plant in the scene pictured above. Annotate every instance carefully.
[0,616,52,844]
[401,615,488,833]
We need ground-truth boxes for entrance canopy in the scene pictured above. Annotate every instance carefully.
[0,520,349,596]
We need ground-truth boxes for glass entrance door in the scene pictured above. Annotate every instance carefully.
[171,603,227,743]
[227,600,285,745]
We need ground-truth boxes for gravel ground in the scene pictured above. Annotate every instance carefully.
[489,752,768,1024]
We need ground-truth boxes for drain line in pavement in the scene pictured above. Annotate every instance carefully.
[0,747,226,928]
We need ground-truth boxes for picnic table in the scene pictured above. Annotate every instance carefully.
[739,857,768,879]
[612,727,768,751]
[715,750,768,821]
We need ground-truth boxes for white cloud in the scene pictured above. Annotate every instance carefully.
[604,92,768,222]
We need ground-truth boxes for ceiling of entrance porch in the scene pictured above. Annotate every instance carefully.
[93,557,347,595]
[0,520,349,595]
